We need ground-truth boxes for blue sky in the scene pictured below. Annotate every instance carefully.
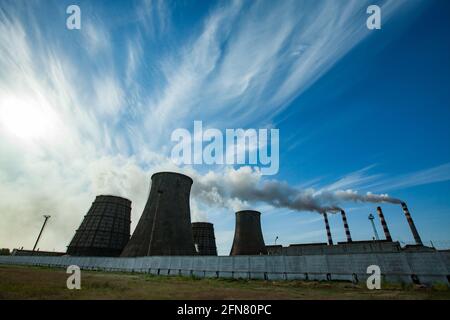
[0,0,449,254]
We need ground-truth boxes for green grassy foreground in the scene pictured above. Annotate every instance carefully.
[0,265,449,300]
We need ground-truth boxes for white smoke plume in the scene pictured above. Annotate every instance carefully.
[188,167,402,214]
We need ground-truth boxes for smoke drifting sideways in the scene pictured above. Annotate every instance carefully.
[189,167,402,214]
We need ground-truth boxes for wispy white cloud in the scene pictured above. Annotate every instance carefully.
[83,21,111,57]
[125,34,143,86]
[318,162,450,195]
[138,0,419,144]
[93,74,124,116]
[0,5,133,250]
[323,165,383,192]
[137,0,172,38]
[0,1,432,253]
[372,163,450,192]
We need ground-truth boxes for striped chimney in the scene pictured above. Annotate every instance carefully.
[401,202,423,246]
[376,206,393,242]
[322,212,333,245]
[340,210,352,242]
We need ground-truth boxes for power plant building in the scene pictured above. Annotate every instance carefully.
[3,172,449,286]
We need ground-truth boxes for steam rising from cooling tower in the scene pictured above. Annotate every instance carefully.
[121,172,196,256]
[230,210,267,255]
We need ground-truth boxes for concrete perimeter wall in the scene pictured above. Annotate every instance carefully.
[1,251,449,285]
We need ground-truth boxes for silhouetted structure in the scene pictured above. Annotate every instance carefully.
[121,172,196,256]
[401,202,423,245]
[230,210,267,255]
[322,212,333,245]
[32,215,51,252]
[377,206,393,242]
[11,249,65,256]
[368,213,380,240]
[192,222,217,256]
[67,195,131,257]
[340,210,352,242]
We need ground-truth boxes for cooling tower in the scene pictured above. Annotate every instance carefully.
[230,210,267,255]
[121,172,196,256]
[192,222,218,256]
[67,195,131,257]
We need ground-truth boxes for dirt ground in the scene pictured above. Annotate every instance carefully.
[0,265,449,300]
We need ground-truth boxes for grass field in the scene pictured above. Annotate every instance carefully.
[0,265,449,300]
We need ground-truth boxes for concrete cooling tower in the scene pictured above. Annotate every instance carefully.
[192,222,218,256]
[67,195,131,257]
[230,210,267,256]
[121,172,196,256]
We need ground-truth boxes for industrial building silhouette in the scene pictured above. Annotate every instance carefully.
[64,171,428,258]
[4,171,449,286]
[230,210,267,255]
[192,222,217,256]
[67,195,131,257]
[121,172,196,256]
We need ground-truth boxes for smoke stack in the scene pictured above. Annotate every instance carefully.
[230,210,267,255]
[121,172,196,256]
[192,222,217,256]
[376,206,393,242]
[323,212,333,245]
[401,202,423,245]
[67,195,131,257]
[340,210,352,242]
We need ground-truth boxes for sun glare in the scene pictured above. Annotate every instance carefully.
[0,95,56,141]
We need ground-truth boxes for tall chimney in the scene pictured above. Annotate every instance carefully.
[340,210,352,242]
[376,206,393,242]
[230,210,267,255]
[323,212,333,245]
[401,202,423,246]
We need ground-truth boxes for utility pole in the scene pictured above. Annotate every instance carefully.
[368,213,380,241]
[32,215,51,252]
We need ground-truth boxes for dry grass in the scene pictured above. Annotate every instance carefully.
[0,265,449,300]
